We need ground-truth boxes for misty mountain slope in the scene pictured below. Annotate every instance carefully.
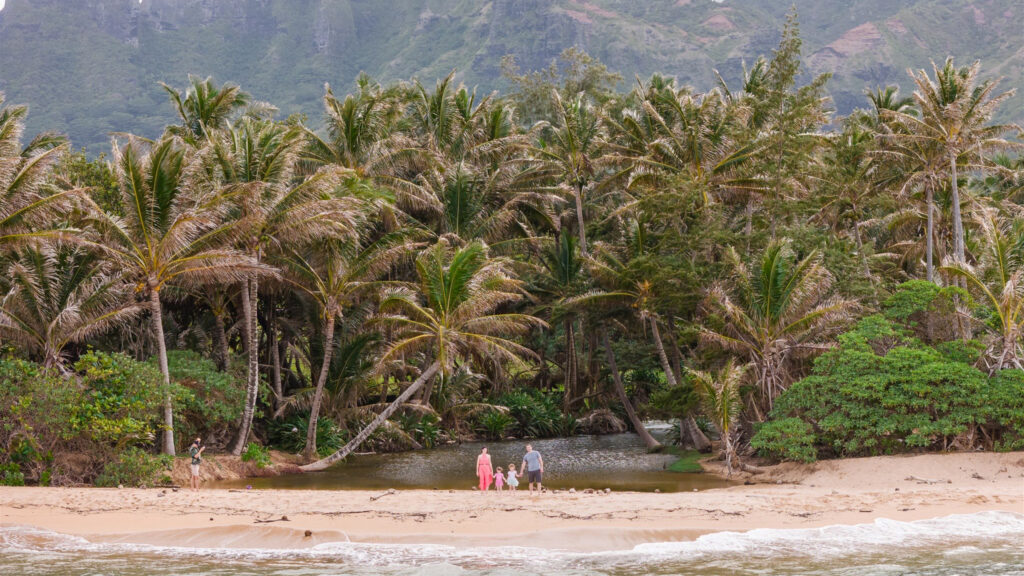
[0,0,1020,150]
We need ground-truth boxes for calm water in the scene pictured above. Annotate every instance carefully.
[215,433,732,493]
[2,512,1022,575]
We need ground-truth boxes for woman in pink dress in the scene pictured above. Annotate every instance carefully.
[476,447,494,491]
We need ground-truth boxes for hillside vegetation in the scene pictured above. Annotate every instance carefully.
[0,0,1022,151]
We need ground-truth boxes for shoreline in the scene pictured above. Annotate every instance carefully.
[2,452,1022,552]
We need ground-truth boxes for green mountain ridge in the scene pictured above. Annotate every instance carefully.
[1,0,1021,151]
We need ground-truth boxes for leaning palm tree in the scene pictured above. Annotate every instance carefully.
[82,136,270,454]
[689,359,749,476]
[941,210,1024,372]
[890,59,1021,267]
[700,241,857,420]
[300,240,543,471]
[0,246,144,369]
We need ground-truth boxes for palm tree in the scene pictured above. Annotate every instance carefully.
[280,229,419,459]
[206,117,364,455]
[700,240,857,419]
[300,240,543,471]
[0,95,78,249]
[534,91,606,256]
[0,246,144,369]
[891,59,1020,267]
[301,74,407,176]
[941,210,1023,372]
[689,359,748,475]
[161,75,253,144]
[82,136,269,454]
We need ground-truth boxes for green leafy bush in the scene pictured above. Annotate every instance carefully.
[396,413,441,448]
[165,350,245,449]
[0,463,25,486]
[752,313,1024,461]
[751,418,817,462]
[241,443,271,468]
[94,447,173,487]
[0,353,170,485]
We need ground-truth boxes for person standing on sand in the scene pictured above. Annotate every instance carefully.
[521,444,543,493]
[189,438,205,491]
[476,447,494,491]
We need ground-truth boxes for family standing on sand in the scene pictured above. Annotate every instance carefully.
[475,445,544,493]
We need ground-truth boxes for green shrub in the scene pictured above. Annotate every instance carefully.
[751,418,817,463]
[753,313,1024,460]
[241,443,271,468]
[476,410,514,440]
[0,463,25,486]
[165,350,245,449]
[94,447,173,487]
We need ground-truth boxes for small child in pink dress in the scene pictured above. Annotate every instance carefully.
[494,467,505,491]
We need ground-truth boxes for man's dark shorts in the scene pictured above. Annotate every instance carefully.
[528,469,542,483]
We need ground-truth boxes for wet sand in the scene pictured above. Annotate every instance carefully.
[1,451,1021,551]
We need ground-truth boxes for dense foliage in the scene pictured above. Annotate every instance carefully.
[0,10,1021,482]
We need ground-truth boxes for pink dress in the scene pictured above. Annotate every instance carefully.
[494,472,505,489]
[476,454,493,491]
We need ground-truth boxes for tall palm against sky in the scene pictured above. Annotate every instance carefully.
[301,240,543,471]
[83,136,267,454]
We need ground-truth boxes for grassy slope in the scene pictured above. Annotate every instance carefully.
[0,0,1019,151]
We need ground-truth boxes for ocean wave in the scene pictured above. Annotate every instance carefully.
[2,511,1022,568]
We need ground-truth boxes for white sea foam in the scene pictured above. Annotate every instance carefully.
[2,511,1022,569]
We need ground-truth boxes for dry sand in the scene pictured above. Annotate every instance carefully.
[1,451,1021,551]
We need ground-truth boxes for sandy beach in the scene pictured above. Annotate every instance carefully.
[1,451,1021,552]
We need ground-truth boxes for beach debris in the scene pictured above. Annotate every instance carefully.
[583,488,594,494]
[604,488,611,494]
[370,488,397,502]
[246,485,253,490]
[117,484,124,489]
[254,515,290,524]
[568,488,576,494]
[899,508,915,512]
[971,472,984,480]
[654,489,661,493]
[858,509,873,513]
[304,530,313,537]
[209,518,214,521]
[905,475,950,485]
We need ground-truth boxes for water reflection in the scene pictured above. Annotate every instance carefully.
[217,433,733,492]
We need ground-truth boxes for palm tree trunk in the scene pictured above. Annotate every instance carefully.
[949,150,965,264]
[300,361,441,472]
[649,317,677,387]
[603,330,660,450]
[926,186,935,283]
[564,318,578,409]
[150,289,175,456]
[212,310,229,372]
[268,301,282,411]
[231,277,259,455]
[574,184,588,256]
[304,314,336,459]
